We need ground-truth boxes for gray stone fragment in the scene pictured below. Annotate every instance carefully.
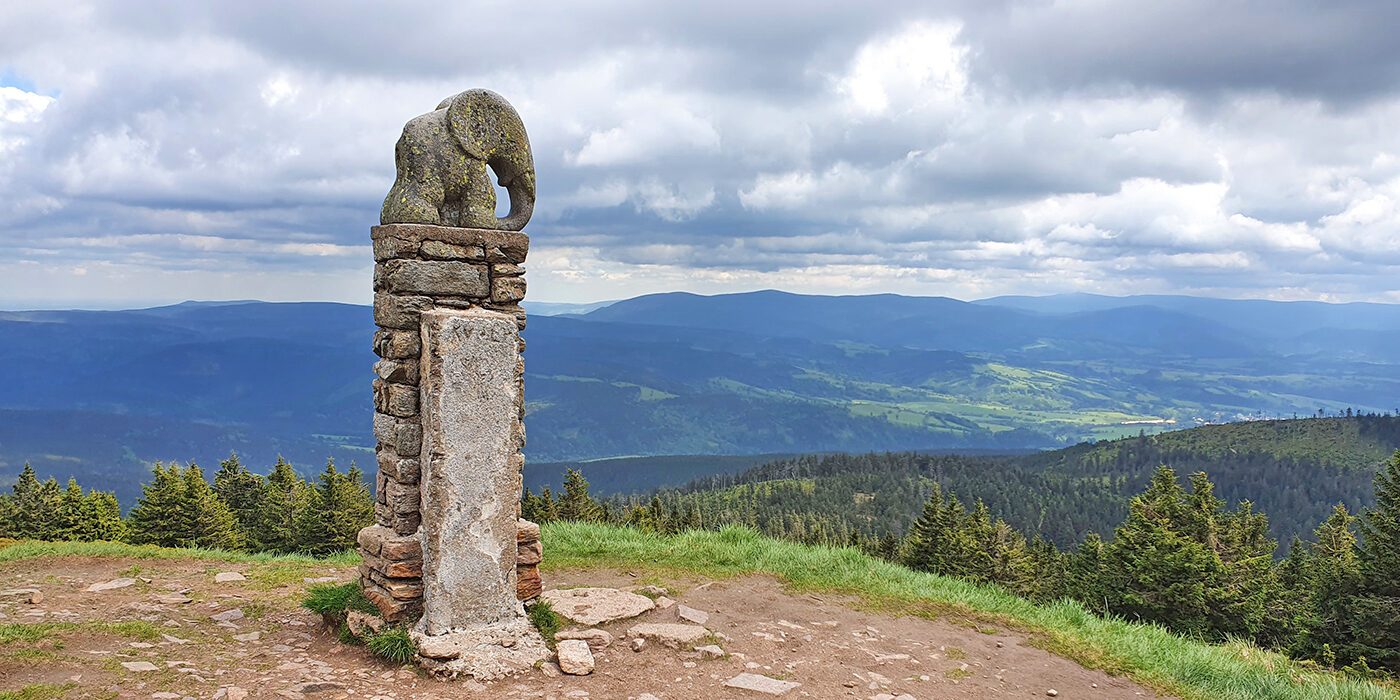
[121,661,160,672]
[373,292,434,330]
[697,644,725,659]
[210,608,244,622]
[214,572,245,583]
[723,673,801,695]
[555,639,595,675]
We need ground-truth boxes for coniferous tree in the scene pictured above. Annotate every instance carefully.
[213,453,265,545]
[1099,466,1218,636]
[52,479,88,541]
[1262,537,1313,650]
[128,463,195,547]
[255,457,308,553]
[182,464,243,551]
[296,460,374,555]
[557,469,601,522]
[1349,451,1400,671]
[1296,504,1362,662]
[81,489,126,542]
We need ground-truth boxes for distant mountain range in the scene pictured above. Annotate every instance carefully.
[2,291,1397,508]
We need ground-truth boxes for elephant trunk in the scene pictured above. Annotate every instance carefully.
[493,159,536,232]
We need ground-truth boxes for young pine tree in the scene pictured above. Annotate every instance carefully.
[296,460,375,556]
[128,463,195,547]
[1296,504,1362,663]
[212,452,266,546]
[182,464,243,551]
[1348,450,1400,671]
[255,457,308,553]
[557,469,601,522]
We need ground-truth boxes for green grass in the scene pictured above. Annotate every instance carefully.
[302,582,378,617]
[542,521,1398,700]
[0,620,161,649]
[525,600,563,648]
[364,627,416,665]
[0,539,361,565]
[0,683,76,700]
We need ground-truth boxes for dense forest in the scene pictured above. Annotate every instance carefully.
[0,454,372,556]
[588,416,1398,550]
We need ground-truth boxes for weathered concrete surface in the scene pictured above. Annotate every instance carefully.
[417,308,527,635]
[412,617,550,681]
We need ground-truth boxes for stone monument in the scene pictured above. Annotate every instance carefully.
[356,89,549,679]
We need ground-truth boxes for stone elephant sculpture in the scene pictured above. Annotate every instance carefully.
[381,89,536,231]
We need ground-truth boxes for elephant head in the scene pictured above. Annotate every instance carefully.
[381,89,536,231]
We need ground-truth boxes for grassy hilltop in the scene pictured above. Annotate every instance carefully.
[2,525,1396,700]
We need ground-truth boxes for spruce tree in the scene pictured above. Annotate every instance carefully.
[1067,532,1108,613]
[296,460,374,555]
[255,457,308,553]
[901,483,949,573]
[557,469,601,522]
[1297,504,1362,662]
[128,463,194,547]
[1349,450,1400,671]
[1100,466,1218,636]
[52,479,88,541]
[182,464,243,551]
[82,489,126,542]
[212,453,265,545]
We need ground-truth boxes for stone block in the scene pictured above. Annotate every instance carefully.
[373,236,415,262]
[392,510,421,536]
[492,276,526,303]
[373,292,433,330]
[372,412,422,457]
[417,309,525,635]
[363,550,423,579]
[556,639,594,675]
[373,329,421,360]
[373,358,419,385]
[374,501,393,527]
[375,470,388,504]
[386,479,420,516]
[517,518,540,543]
[357,526,385,557]
[373,379,418,418]
[377,448,420,484]
[420,240,485,260]
[516,566,542,601]
[381,533,423,561]
[491,262,525,277]
[362,580,420,623]
[384,259,489,297]
[517,540,542,566]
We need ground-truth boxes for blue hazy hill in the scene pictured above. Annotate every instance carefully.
[1,291,1397,508]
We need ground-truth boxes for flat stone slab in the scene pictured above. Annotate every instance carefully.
[0,588,40,604]
[724,672,801,695]
[556,639,595,675]
[85,578,136,592]
[214,572,246,582]
[677,604,709,625]
[556,627,612,651]
[543,588,656,626]
[626,622,709,650]
[120,661,160,672]
[211,608,244,622]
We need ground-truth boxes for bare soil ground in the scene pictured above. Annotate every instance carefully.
[0,556,1170,699]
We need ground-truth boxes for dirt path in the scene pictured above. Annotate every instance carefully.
[0,556,1170,699]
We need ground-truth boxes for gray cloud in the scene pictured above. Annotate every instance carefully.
[1,0,1398,308]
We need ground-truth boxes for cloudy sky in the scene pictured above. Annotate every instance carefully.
[2,1,1399,308]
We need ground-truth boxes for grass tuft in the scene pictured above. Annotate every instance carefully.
[364,627,416,665]
[525,600,562,648]
[302,582,378,617]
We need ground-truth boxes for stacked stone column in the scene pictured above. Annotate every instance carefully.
[357,223,536,625]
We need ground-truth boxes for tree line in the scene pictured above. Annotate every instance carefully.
[524,454,1400,674]
[0,454,373,556]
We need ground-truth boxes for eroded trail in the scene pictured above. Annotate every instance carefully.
[0,556,1170,699]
